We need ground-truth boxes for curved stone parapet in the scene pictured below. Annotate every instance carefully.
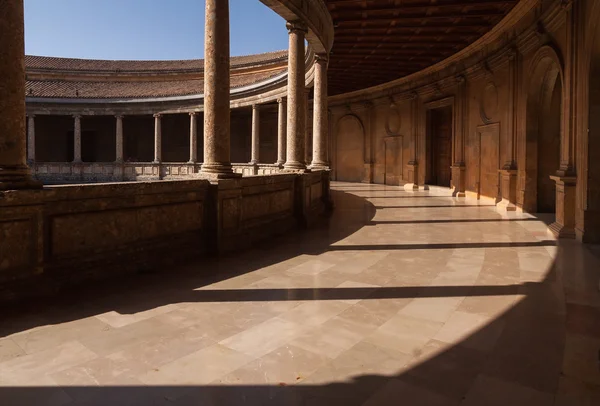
[259,0,334,55]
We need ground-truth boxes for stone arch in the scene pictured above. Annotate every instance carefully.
[522,45,564,215]
[334,114,365,182]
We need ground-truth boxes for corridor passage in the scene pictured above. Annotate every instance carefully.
[1,183,599,405]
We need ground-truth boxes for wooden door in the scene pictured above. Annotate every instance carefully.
[431,108,452,187]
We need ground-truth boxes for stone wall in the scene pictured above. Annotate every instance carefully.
[0,171,330,301]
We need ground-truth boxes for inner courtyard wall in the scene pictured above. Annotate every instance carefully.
[329,0,600,242]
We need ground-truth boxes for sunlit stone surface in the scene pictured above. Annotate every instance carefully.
[1,183,599,405]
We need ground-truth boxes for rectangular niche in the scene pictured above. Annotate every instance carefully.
[475,123,501,202]
[384,135,403,186]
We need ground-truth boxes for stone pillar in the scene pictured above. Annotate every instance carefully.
[250,104,260,164]
[73,114,82,163]
[284,21,308,171]
[27,114,35,164]
[189,112,198,163]
[498,50,519,211]
[115,115,123,163]
[201,0,234,177]
[276,98,286,165]
[153,113,161,163]
[549,176,577,238]
[0,0,37,190]
[451,76,466,197]
[311,54,329,169]
[405,93,420,191]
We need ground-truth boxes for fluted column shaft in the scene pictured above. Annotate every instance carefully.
[189,112,198,163]
[201,0,233,176]
[153,114,161,163]
[73,115,82,163]
[284,21,308,170]
[251,104,260,164]
[115,115,123,162]
[27,115,35,164]
[0,0,35,189]
[276,98,287,165]
[311,55,329,168]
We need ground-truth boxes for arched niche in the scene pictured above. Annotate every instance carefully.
[523,45,564,216]
[335,114,365,182]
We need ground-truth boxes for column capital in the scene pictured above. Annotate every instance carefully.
[27,113,36,118]
[72,114,81,119]
[252,104,260,111]
[153,113,162,119]
[115,114,123,119]
[277,97,286,104]
[286,21,308,35]
[189,111,198,117]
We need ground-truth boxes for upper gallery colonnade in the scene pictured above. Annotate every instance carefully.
[0,0,334,189]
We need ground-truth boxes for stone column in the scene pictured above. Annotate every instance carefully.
[189,112,198,163]
[153,113,161,163]
[73,114,82,163]
[27,115,35,164]
[201,0,234,177]
[284,21,308,171]
[0,0,37,190]
[404,93,420,191]
[250,104,260,164]
[276,98,286,165]
[311,54,328,169]
[451,75,466,197]
[115,115,123,163]
[498,50,519,211]
[305,88,312,165]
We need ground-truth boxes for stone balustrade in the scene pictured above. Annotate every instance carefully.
[0,170,330,301]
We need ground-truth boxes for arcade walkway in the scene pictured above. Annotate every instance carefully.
[1,183,599,405]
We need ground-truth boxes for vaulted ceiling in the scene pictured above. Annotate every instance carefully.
[325,0,520,95]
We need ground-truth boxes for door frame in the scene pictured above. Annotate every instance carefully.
[422,96,455,187]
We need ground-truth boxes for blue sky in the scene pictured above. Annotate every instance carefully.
[24,0,288,60]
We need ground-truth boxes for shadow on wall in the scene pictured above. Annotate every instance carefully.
[0,189,578,405]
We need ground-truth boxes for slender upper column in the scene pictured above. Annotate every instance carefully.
[0,0,36,189]
[115,115,123,163]
[189,112,198,163]
[153,114,162,163]
[284,21,308,171]
[276,98,287,165]
[251,104,260,164]
[311,54,329,169]
[305,88,311,164]
[201,0,233,176]
[27,115,36,164]
[73,115,82,163]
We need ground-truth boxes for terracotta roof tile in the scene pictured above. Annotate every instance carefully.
[25,68,286,99]
[25,50,287,73]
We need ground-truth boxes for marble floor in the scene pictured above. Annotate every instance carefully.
[1,182,600,405]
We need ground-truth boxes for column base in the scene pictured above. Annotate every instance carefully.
[0,165,42,191]
[309,161,328,171]
[451,164,466,198]
[403,183,419,192]
[200,163,240,179]
[549,175,577,239]
[497,169,518,211]
[283,161,307,171]
[549,221,576,239]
